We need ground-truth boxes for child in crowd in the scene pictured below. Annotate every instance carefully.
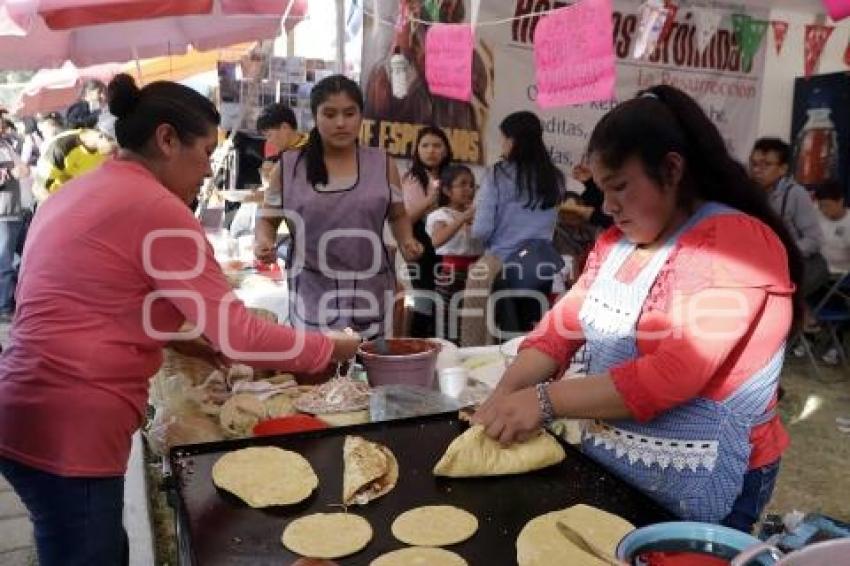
[426,165,483,342]
[554,191,600,286]
[814,181,850,365]
[816,181,850,276]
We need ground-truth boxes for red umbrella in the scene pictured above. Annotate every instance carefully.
[0,0,307,69]
[11,61,122,116]
[38,0,302,29]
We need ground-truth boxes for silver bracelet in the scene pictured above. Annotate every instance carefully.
[535,382,556,427]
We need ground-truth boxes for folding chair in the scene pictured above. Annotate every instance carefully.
[811,270,850,368]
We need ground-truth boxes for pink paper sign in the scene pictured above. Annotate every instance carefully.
[534,0,616,108]
[425,23,474,102]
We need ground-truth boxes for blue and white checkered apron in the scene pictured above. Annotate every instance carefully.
[578,202,783,522]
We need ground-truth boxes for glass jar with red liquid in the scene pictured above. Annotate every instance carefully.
[794,106,839,186]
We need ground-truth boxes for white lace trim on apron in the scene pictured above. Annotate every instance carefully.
[583,420,719,472]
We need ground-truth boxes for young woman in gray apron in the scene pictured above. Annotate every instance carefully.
[255,75,422,338]
[473,85,804,532]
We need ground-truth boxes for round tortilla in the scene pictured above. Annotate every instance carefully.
[282,513,372,559]
[391,505,478,546]
[370,546,468,566]
[516,504,634,566]
[212,446,317,507]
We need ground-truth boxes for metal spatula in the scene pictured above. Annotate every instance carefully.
[555,520,624,566]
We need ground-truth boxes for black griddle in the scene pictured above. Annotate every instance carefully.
[167,411,672,565]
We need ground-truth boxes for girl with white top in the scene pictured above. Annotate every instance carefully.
[426,165,483,342]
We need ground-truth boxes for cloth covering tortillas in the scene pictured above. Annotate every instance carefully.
[370,546,468,566]
[282,513,372,559]
[343,435,399,505]
[516,504,634,566]
[391,505,478,546]
[212,446,317,507]
[219,393,266,437]
[263,393,296,418]
[433,425,566,477]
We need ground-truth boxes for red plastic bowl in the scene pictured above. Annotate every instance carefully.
[253,415,328,437]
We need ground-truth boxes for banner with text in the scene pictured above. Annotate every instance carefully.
[361,0,767,168]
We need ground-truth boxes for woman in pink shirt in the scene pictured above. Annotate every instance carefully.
[401,126,453,337]
[473,86,804,532]
[0,74,360,566]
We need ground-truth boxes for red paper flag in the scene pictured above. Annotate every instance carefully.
[771,21,789,55]
[659,1,678,45]
[804,24,834,77]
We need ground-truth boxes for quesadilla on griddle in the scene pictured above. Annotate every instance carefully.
[343,435,398,505]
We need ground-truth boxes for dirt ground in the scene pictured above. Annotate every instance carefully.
[767,358,850,521]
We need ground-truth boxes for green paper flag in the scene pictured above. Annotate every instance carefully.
[741,19,769,72]
[731,14,768,72]
[423,0,441,22]
[731,13,748,42]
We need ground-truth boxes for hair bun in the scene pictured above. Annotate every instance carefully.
[107,73,141,119]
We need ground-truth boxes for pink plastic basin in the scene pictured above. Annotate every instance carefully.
[359,338,441,388]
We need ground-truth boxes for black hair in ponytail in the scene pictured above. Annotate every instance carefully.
[297,74,364,186]
[587,84,804,330]
[107,73,219,152]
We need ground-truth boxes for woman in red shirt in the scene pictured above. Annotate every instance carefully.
[0,74,360,566]
[474,85,803,532]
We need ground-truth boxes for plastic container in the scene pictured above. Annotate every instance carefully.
[438,367,469,398]
[617,521,778,565]
[732,538,850,566]
[359,338,441,388]
[252,415,328,437]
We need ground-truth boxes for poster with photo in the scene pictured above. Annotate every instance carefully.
[360,0,494,164]
[361,0,768,168]
[791,71,850,200]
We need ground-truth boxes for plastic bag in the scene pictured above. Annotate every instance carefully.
[146,372,224,456]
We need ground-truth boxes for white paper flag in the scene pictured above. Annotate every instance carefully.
[633,0,667,59]
[693,8,723,54]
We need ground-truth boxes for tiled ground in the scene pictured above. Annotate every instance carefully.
[0,322,35,566]
[0,322,154,566]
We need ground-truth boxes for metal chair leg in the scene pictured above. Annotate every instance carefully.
[797,332,823,379]
[827,325,849,369]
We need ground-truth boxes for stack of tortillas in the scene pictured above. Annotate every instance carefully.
[211,446,317,507]
[516,504,634,566]
[343,435,398,505]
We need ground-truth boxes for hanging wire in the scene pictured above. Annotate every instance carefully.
[361,2,574,29]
